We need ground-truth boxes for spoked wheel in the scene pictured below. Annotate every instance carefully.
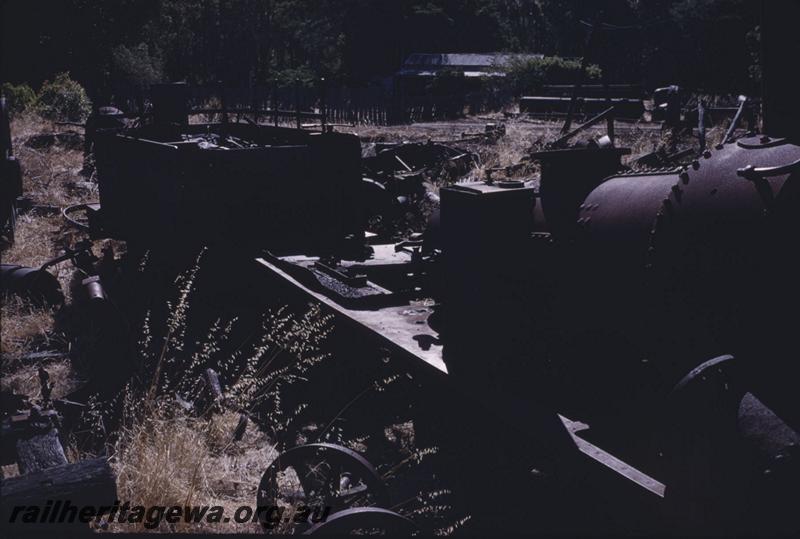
[660,354,750,534]
[668,353,746,431]
[257,443,390,532]
[62,203,92,231]
[304,507,417,535]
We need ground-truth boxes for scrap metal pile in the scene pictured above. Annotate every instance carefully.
[3,4,800,532]
[5,87,800,534]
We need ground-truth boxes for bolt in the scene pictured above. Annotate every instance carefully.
[679,172,690,184]
[785,443,799,460]
[691,160,700,170]
[703,150,712,159]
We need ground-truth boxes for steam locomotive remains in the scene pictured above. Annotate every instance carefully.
[74,80,800,532]
[3,4,800,534]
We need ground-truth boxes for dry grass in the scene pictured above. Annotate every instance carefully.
[1,114,94,405]
[111,404,274,533]
[0,293,78,402]
[3,214,63,267]
[96,257,335,533]
[354,115,669,180]
[12,123,94,208]
[0,295,58,357]
[0,215,95,404]
[3,111,96,275]
[0,356,77,401]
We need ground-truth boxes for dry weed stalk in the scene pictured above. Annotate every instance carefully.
[107,252,334,532]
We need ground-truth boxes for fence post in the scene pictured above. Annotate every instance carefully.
[272,79,278,126]
[319,77,327,132]
[251,80,259,125]
[294,79,301,129]
[218,80,228,124]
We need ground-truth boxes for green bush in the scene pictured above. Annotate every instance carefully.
[502,56,602,95]
[36,72,92,122]
[272,67,317,88]
[1,82,37,116]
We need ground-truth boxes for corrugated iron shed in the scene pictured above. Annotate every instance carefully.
[398,52,544,78]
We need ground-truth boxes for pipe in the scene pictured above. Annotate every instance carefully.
[0,264,64,305]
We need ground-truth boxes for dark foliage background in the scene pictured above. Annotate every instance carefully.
[1,0,761,97]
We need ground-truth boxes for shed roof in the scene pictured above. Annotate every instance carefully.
[398,52,544,78]
[403,52,542,68]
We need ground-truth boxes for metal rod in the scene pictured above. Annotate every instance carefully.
[562,22,598,134]
[191,107,322,119]
[698,99,706,151]
[551,106,615,148]
[600,35,615,145]
[251,82,259,125]
[723,95,748,144]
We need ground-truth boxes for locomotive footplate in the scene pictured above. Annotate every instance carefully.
[257,250,447,374]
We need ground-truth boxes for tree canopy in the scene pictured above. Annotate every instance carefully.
[1,0,761,97]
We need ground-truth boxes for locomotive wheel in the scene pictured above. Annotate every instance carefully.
[668,354,746,430]
[660,353,747,455]
[257,443,389,530]
[304,507,417,535]
[660,354,750,534]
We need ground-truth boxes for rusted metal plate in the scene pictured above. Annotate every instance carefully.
[256,255,447,375]
[340,244,413,269]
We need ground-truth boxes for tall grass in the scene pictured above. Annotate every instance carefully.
[102,251,334,532]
